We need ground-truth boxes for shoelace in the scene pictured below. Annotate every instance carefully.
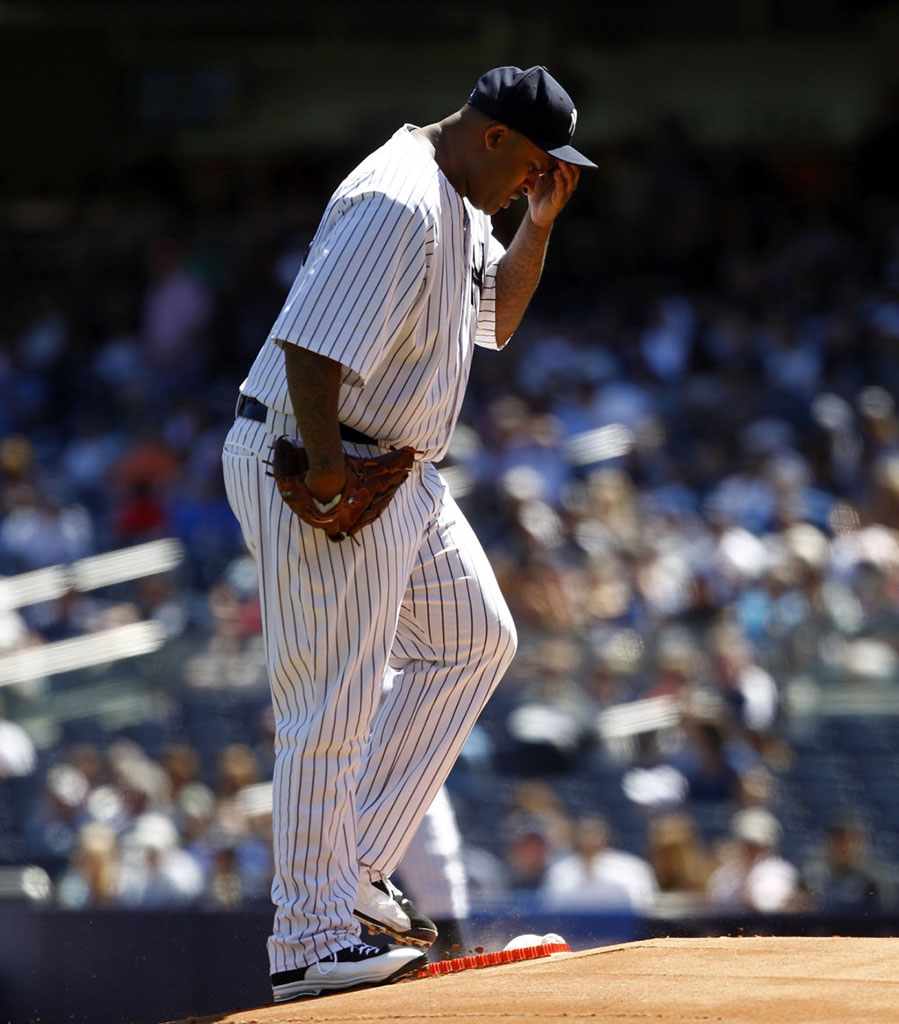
[318,941,381,977]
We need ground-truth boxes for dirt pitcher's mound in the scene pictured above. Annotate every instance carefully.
[164,936,899,1024]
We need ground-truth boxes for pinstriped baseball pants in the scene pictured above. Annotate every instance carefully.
[398,784,470,921]
[222,410,517,973]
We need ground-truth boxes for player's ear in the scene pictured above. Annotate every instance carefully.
[484,123,509,152]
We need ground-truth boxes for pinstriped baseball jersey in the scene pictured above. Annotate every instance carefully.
[240,125,505,461]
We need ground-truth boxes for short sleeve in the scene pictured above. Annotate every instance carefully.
[270,193,428,386]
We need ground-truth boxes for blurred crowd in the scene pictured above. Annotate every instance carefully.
[3,113,899,920]
[19,737,274,910]
[458,779,896,919]
[4,726,896,921]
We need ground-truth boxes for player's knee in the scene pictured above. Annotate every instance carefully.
[482,610,517,672]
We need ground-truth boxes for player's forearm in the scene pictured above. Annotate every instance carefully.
[283,344,346,499]
[494,214,552,345]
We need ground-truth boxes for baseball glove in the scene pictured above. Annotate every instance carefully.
[267,435,416,542]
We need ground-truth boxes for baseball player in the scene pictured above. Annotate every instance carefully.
[222,65,595,1003]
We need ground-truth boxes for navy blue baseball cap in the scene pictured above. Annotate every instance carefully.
[468,65,597,169]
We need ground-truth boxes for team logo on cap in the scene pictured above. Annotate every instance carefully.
[569,108,578,138]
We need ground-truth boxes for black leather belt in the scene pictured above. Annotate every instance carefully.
[235,394,379,446]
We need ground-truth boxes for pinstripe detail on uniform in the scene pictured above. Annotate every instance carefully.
[355,473,516,874]
[239,127,504,461]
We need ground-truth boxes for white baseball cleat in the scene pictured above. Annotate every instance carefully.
[354,877,439,947]
[270,940,427,1002]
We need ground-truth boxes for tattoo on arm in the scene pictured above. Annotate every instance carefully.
[283,345,344,474]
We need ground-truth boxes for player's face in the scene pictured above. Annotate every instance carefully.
[474,128,555,215]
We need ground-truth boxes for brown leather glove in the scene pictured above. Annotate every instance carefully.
[267,435,416,542]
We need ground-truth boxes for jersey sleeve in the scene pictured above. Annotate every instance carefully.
[269,193,428,386]
[474,226,507,348]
